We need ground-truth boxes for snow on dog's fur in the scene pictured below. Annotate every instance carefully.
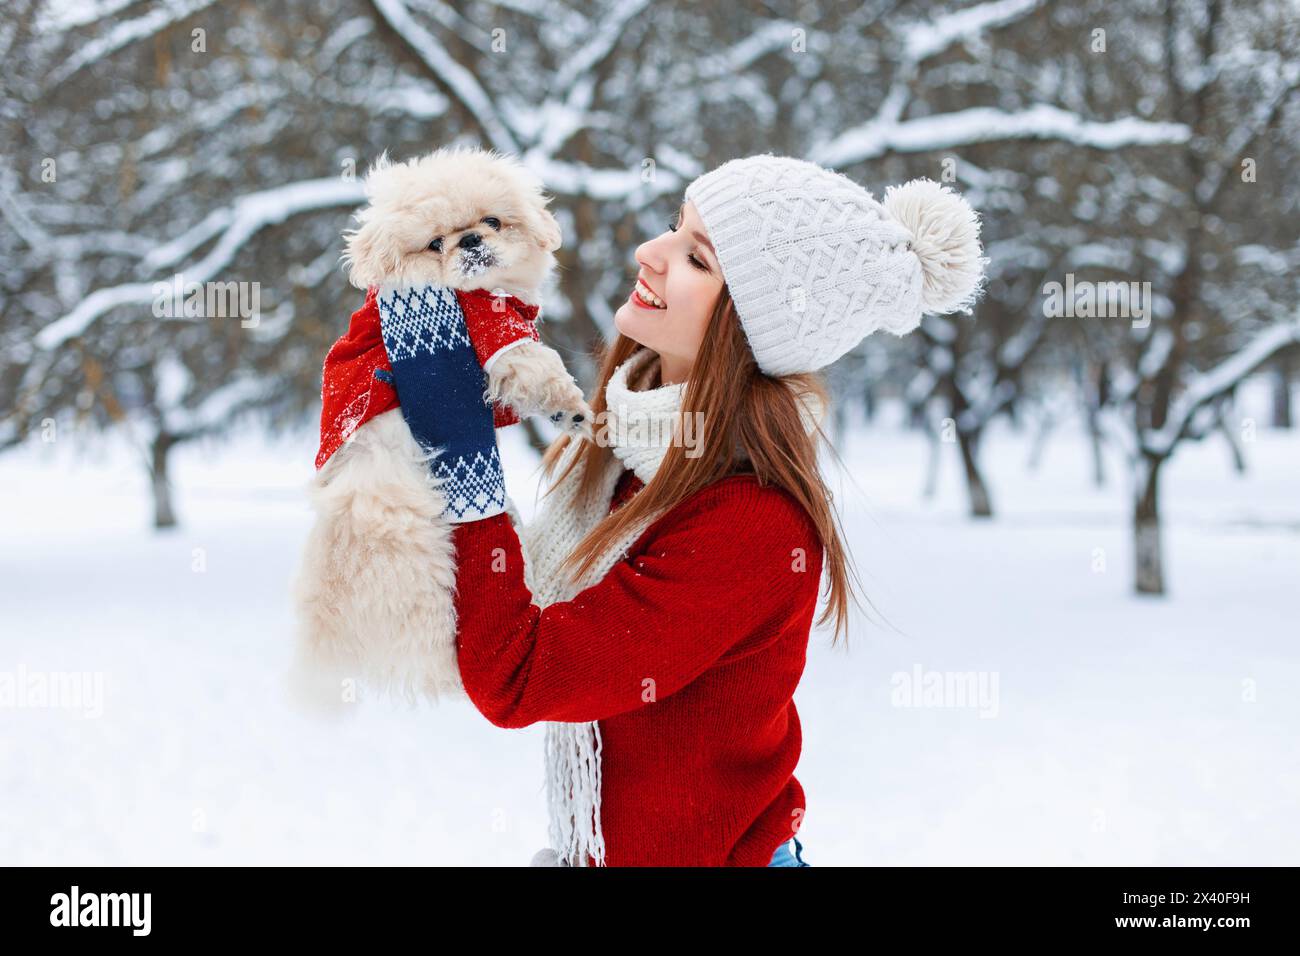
[290,147,590,711]
[342,146,562,296]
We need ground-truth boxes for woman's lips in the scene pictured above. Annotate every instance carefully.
[631,279,666,310]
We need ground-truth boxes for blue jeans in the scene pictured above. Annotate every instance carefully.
[767,835,810,867]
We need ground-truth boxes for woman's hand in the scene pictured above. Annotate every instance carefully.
[376,283,506,523]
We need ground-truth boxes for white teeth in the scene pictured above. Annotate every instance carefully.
[636,280,666,309]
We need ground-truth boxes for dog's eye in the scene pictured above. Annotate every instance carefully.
[428,237,443,252]
[482,217,502,231]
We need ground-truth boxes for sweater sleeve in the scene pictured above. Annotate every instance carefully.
[450,478,823,729]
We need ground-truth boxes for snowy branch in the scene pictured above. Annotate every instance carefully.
[0,173,52,252]
[369,0,519,154]
[697,18,799,80]
[1137,327,1175,381]
[1198,66,1300,209]
[47,0,220,87]
[813,105,1190,168]
[519,0,653,167]
[899,0,1042,63]
[530,157,686,202]
[1143,319,1300,457]
[166,374,271,439]
[553,0,652,92]
[36,178,364,350]
[809,0,1049,171]
[35,0,143,33]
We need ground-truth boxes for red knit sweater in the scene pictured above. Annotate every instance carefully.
[451,466,822,866]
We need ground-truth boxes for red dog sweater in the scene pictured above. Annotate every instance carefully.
[315,286,541,470]
[451,468,821,866]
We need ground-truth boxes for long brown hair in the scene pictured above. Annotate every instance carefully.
[540,286,865,646]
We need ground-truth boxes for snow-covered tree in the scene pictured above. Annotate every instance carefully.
[1084,0,1300,594]
[3,0,1296,557]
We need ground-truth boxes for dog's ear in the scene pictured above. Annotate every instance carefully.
[340,155,406,289]
[342,215,401,290]
[521,197,563,253]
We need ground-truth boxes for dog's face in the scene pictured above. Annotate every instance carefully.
[343,147,562,297]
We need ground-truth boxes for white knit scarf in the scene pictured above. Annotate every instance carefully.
[514,347,684,866]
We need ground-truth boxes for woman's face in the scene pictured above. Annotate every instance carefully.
[613,199,725,383]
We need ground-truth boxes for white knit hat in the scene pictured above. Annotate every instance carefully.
[684,154,988,377]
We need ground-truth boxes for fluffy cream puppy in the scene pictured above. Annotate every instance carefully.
[345,147,591,423]
[343,147,561,296]
[291,147,589,711]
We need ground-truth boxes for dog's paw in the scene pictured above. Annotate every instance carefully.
[549,397,594,440]
[488,342,594,437]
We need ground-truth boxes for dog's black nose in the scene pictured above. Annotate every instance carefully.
[459,232,482,250]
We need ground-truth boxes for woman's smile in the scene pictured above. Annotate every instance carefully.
[630,276,667,310]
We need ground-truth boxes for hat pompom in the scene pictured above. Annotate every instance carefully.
[882,179,987,315]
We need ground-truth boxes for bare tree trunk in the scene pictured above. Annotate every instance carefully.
[941,370,994,517]
[1027,413,1053,472]
[957,428,993,518]
[1087,362,1109,487]
[1274,354,1294,429]
[1133,454,1164,595]
[1086,407,1106,487]
[150,431,178,530]
[922,426,940,500]
[1216,398,1246,474]
[831,397,847,447]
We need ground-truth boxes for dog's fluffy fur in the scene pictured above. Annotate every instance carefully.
[343,147,561,297]
[290,147,590,711]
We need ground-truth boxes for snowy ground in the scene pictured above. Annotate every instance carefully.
[2,386,1297,866]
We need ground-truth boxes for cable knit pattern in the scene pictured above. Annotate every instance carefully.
[602,349,687,484]
[686,156,917,376]
[451,348,824,865]
[683,155,987,377]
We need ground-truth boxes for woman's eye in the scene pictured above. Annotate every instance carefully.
[688,253,708,272]
[429,237,443,252]
[667,218,679,233]
[482,217,502,230]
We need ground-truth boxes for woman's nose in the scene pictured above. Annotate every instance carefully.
[635,236,667,275]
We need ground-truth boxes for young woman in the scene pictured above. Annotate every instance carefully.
[402,155,984,866]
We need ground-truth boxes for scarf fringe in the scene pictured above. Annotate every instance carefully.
[545,721,606,866]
